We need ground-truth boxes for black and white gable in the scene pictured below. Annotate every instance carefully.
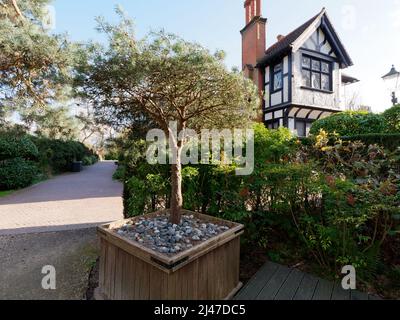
[259,8,356,137]
[290,9,353,68]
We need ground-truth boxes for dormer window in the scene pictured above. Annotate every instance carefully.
[301,55,332,92]
[272,62,283,92]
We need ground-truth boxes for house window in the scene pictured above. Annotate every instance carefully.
[266,119,280,130]
[272,63,283,92]
[301,55,331,91]
[295,120,312,137]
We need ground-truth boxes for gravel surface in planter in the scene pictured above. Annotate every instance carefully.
[114,213,231,256]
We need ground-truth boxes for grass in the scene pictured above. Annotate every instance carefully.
[0,174,48,199]
[0,190,14,198]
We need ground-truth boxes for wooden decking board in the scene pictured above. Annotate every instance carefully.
[274,268,305,300]
[235,261,377,301]
[234,261,279,300]
[351,290,369,300]
[312,279,334,300]
[256,264,292,300]
[331,283,351,300]
[293,273,319,300]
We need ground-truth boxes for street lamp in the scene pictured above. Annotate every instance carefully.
[382,65,400,106]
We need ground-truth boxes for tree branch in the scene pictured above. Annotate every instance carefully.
[11,0,25,21]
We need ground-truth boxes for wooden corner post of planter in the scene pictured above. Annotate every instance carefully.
[95,210,244,300]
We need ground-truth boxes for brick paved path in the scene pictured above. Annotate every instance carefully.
[0,161,123,299]
[0,161,123,236]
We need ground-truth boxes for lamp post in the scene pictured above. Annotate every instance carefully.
[382,65,400,106]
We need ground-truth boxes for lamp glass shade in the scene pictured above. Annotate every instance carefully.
[382,65,400,81]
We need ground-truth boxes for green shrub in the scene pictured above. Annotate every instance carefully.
[0,158,39,190]
[105,153,119,161]
[82,155,98,166]
[383,105,400,133]
[0,135,38,161]
[32,138,93,173]
[113,165,126,181]
[120,125,400,283]
[341,133,400,151]
[310,111,387,136]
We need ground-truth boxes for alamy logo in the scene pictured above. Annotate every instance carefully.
[341,265,356,290]
[146,122,255,176]
[41,265,56,290]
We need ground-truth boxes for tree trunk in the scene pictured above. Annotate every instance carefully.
[170,146,183,224]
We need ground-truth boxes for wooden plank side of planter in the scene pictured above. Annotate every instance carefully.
[97,211,243,300]
[103,240,116,299]
[99,238,106,293]
[97,210,244,273]
[197,253,208,300]
[98,231,241,300]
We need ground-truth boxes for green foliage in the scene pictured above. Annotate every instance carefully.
[124,173,169,217]
[77,20,260,133]
[77,12,260,222]
[383,105,400,133]
[0,190,14,198]
[82,155,99,166]
[310,111,387,136]
[0,158,39,190]
[112,165,126,181]
[295,131,400,278]
[0,135,38,161]
[0,133,39,190]
[22,106,80,140]
[0,0,74,112]
[32,137,94,173]
[253,123,297,165]
[341,133,400,151]
[121,126,400,283]
[0,129,97,191]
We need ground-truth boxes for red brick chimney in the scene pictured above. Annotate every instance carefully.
[241,0,267,93]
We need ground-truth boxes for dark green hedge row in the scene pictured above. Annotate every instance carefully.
[0,133,98,190]
[383,105,400,132]
[301,133,400,151]
[341,133,400,151]
[0,135,39,161]
[0,158,39,190]
[310,106,400,137]
[120,125,400,286]
[31,137,96,173]
[310,111,387,136]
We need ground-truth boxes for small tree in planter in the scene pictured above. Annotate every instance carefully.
[76,12,260,300]
[77,14,260,224]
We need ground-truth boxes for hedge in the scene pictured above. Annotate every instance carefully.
[32,137,95,173]
[0,135,38,161]
[0,158,39,190]
[310,111,387,136]
[82,155,99,166]
[0,133,98,191]
[341,133,400,151]
[383,105,400,133]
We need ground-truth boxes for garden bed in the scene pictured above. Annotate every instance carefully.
[95,210,244,300]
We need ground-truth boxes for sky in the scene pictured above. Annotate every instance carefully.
[52,0,400,113]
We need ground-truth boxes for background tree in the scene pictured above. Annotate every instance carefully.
[383,104,400,133]
[0,0,73,120]
[20,105,79,140]
[76,13,260,223]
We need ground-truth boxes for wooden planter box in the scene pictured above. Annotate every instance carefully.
[95,210,244,300]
